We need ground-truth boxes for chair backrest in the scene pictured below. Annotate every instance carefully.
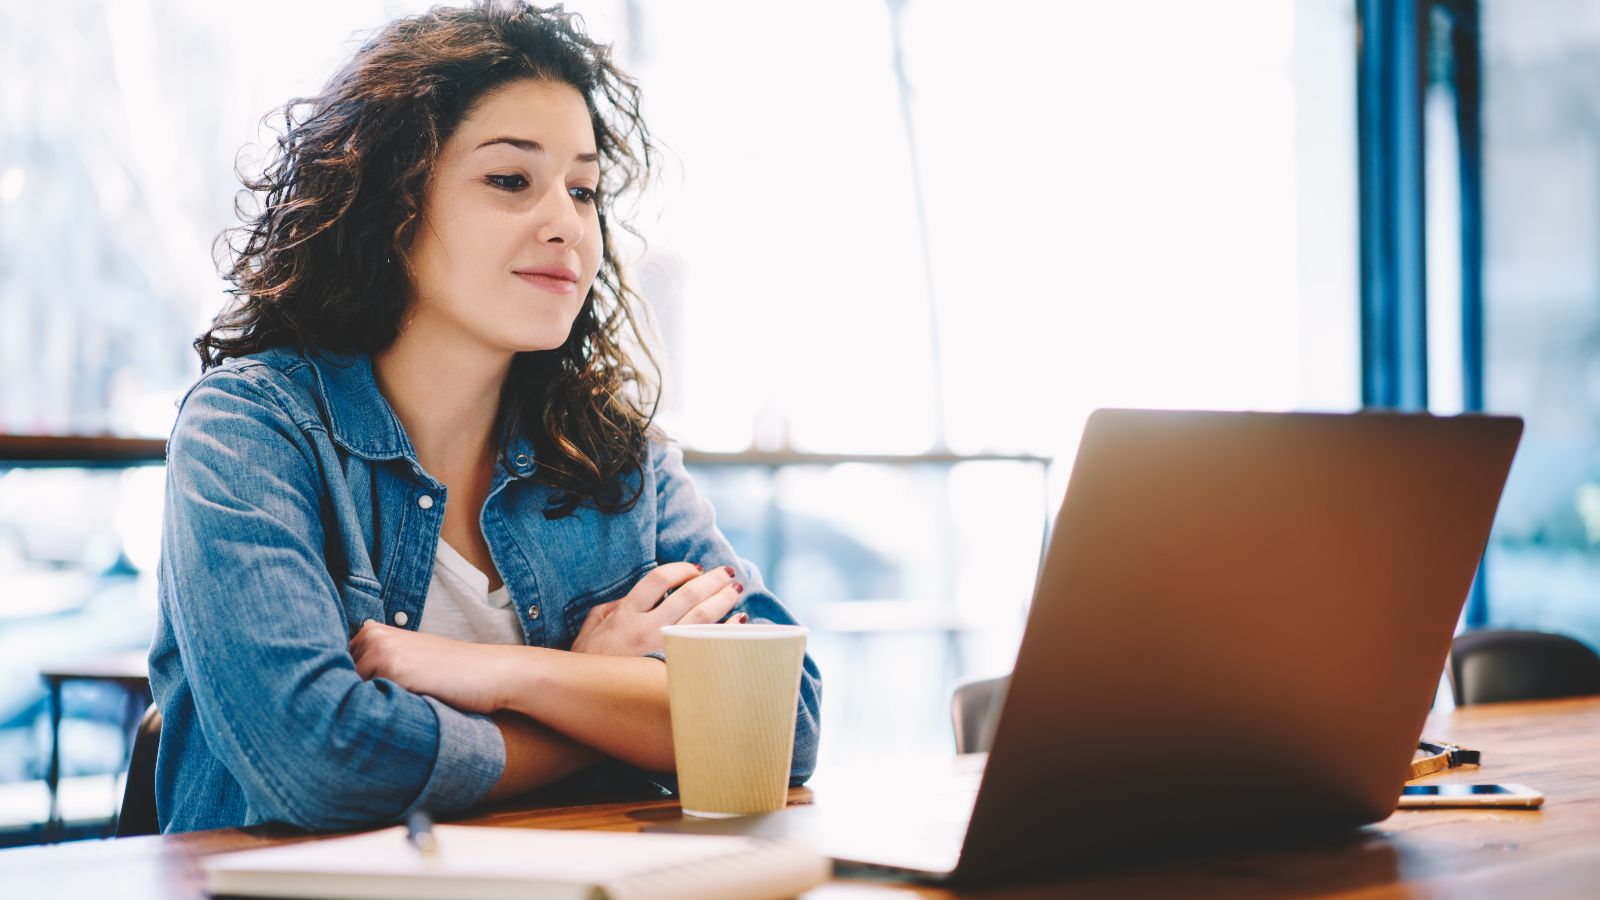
[1449,629,1600,706]
[950,673,1010,755]
[116,704,161,837]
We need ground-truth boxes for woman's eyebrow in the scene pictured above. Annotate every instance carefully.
[474,136,600,165]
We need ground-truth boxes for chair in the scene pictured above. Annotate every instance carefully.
[1449,629,1600,706]
[115,705,161,837]
[950,673,1009,755]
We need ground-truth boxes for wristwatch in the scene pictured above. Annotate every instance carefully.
[1410,739,1480,780]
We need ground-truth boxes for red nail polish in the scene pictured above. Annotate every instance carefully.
[734,582,744,594]
[694,563,703,572]
[723,565,736,577]
[737,613,749,623]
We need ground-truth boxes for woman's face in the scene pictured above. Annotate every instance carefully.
[406,78,603,355]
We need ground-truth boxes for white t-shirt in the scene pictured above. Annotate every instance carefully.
[417,539,525,645]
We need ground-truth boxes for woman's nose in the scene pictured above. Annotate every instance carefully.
[534,184,585,246]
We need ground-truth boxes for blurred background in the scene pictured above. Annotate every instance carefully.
[2,0,1597,845]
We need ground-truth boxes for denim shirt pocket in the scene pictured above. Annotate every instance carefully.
[559,559,655,649]
[337,574,386,635]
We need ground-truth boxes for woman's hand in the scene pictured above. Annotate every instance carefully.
[349,622,517,714]
[571,562,746,657]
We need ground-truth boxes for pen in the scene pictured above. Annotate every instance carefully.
[406,809,438,856]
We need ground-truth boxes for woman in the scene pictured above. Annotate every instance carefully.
[149,1,821,833]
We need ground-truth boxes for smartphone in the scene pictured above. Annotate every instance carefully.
[1397,784,1544,809]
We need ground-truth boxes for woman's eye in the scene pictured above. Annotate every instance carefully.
[569,186,598,204]
[486,173,527,191]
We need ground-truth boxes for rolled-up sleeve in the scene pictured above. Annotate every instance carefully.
[409,697,504,817]
[159,370,504,830]
[649,439,823,784]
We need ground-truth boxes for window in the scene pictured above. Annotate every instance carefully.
[639,0,1361,763]
[1478,0,1600,646]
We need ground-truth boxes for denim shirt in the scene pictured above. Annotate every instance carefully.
[150,347,822,833]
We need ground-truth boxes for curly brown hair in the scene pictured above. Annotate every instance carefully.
[201,1,659,518]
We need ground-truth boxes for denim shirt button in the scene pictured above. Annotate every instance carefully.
[514,453,530,469]
[527,605,540,620]
[416,494,434,510]
[393,610,410,626]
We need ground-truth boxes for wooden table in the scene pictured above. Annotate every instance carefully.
[4,696,1598,898]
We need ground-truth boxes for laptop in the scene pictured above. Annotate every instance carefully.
[653,409,1523,884]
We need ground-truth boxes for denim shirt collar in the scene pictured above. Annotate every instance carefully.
[302,348,538,479]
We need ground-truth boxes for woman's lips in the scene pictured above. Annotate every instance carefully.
[515,272,577,294]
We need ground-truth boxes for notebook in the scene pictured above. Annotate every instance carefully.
[200,824,831,900]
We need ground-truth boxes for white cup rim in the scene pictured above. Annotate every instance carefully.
[661,623,807,639]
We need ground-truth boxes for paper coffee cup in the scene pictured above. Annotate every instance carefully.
[661,624,808,818]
